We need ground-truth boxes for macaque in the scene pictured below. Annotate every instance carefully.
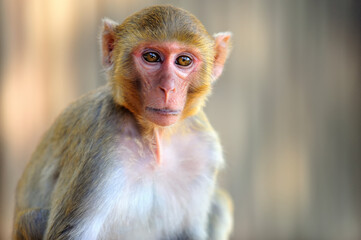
[13,5,233,240]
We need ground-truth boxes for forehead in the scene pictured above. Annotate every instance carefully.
[131,6,205,34]
[117,6,213,46]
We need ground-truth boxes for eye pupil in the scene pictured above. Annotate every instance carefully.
[143,52,160,62]
[176,56,192,66]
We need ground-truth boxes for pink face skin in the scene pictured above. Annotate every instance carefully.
[132,42,202,126]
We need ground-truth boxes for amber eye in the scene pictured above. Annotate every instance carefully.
[176,55,192,66]
[143,52,161,63]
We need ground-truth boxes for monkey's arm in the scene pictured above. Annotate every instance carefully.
[14,208,50,240]
[173,188,233,240]
[208,189,233,240]
[44,157,109,240]
[13,88,116,239]
[44,94,120,239]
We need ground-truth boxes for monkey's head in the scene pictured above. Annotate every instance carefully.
[101,5,231,129]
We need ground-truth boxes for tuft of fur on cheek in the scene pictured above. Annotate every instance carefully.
[180,71,212,120]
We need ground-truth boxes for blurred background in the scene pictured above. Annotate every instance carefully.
[1,0,360,239]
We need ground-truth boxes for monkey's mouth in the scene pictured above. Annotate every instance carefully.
[146,107,181,116]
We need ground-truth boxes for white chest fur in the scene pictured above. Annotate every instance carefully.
[92,131,223,240]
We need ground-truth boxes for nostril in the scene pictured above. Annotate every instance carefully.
[159,86,175,93]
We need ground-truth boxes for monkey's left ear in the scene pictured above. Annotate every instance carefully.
[101,18,118,69]
[212,32,232,81]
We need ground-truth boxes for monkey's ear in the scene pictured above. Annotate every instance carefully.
[101,18,118,69]
[212,32,232,81]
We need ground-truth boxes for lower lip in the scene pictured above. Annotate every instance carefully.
[146,107,181,116]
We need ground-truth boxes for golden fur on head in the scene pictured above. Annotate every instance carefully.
[102,5,216,132]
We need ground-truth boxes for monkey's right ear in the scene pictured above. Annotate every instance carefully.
[101,18,118,69]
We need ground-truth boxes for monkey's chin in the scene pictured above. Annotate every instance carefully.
[145,107,181,127]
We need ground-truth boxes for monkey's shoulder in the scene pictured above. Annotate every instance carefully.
[25,86,125,169]
[51,85,115,132]
[42,85,133,148]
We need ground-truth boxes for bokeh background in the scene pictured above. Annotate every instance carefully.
[1,0,360,239]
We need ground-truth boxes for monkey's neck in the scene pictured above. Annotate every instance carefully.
[153,128,163,165]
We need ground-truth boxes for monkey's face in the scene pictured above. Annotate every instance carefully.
[132,41,202,127]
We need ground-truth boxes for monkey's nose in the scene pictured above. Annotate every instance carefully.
[159,86,175,103]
